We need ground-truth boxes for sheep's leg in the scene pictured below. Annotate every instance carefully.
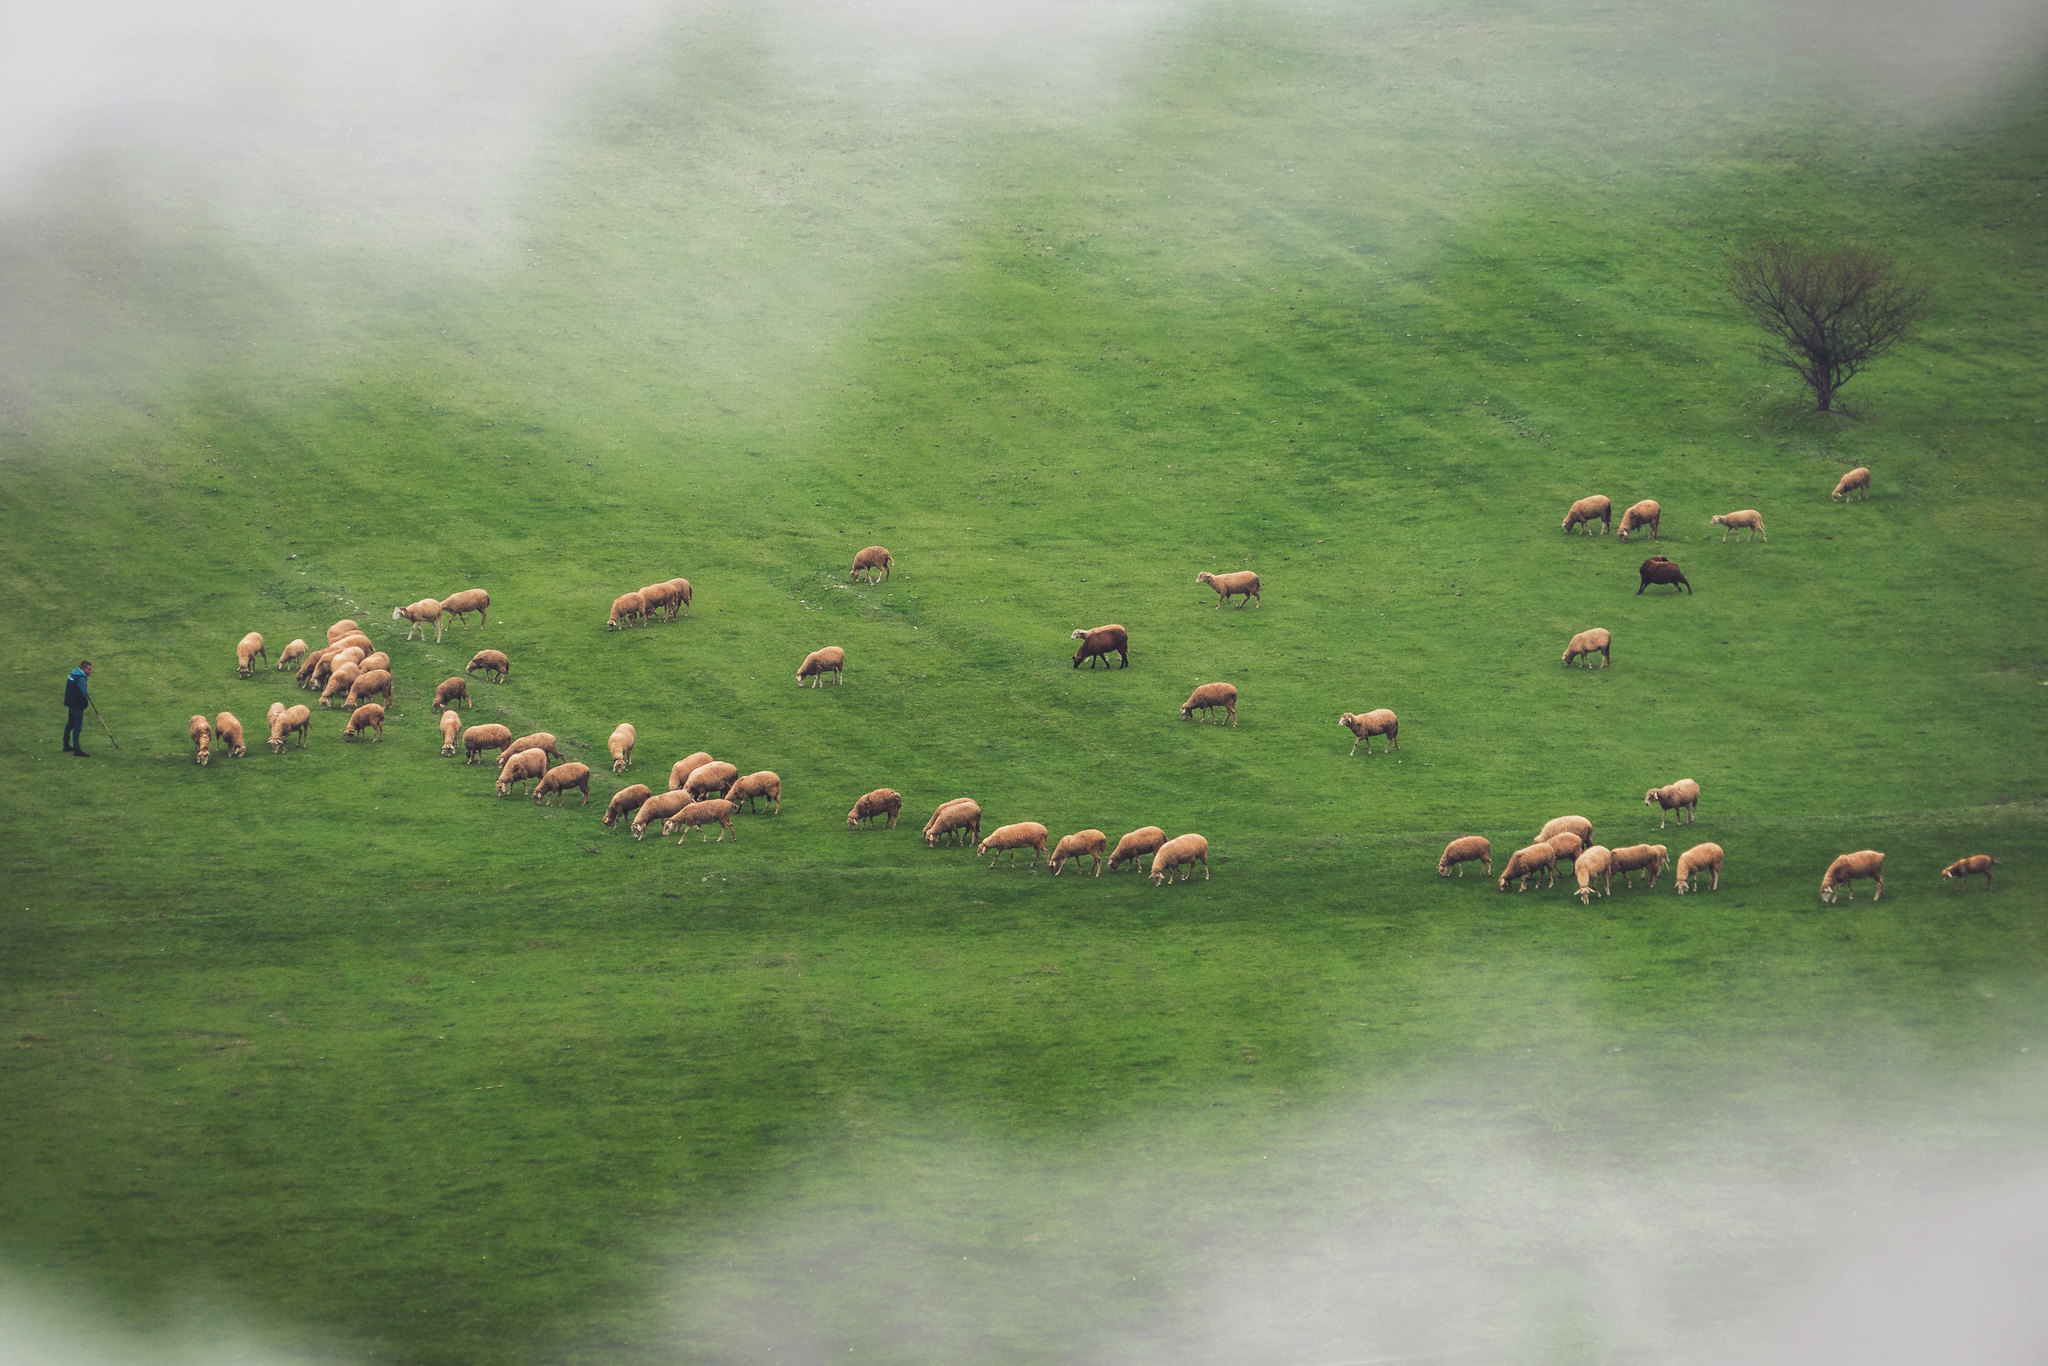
[1349,737,1359,756]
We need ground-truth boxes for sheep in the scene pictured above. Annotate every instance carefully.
[357,652,392,676]
[1182,682,1238,726]
[345,668,394,709]
[214,711,246,759]
[276,639,308,672]
[1674,843,1724,894]
[1544,830,1587,863]
[1821,850,1885,903]
[1437,835,1492,877]
[606,592,647,631]
[295,651,324,688]
[852,546,893,583]
[1108,826,1168,872]
[1071,624,1129,669]
[668,753,714,791]
[1049,829,1109,877]
[534,761,592,806]
[393,598,447,642]
[1562,495,1612,536]
[496,748,548,797]
[1637,556,1692,595]
[432,678,470,712]
[235,632,267,677]
[608,723,636,773]
[1196,570,1261,608]
[1609,843,1668,889]
[1616,499,1661,542]
[925,798,983,848]
[439,709,463,756]
[1148,833,1210,886]
[630,791,695,841]
[466,650,510,683]
[325,619,360,644]
[637,581,679,622]
[1644,779,1700,827]
[726,771,782,814]
[318,662,362,709]
[329,647,367,673]
[268,701,285,725]
[441,588,489,630]
[848,788,903,830]
[602,784,653,829]
[1941,855,2000,889]
[504,732,561,764]
[462,723,513,764]
[1574,845,1614,904]
[1537,816,1594,848]
[269,704,311,753]
[665,798,738,842]
[682,761,739,801]
[331,632,373,657]
[978,821,1050,869]
[1338,709,1399,754]
[665,578,693,619]
[1562,628,1611,668]
[1497,843,1558,892]
[190,714,211,766]
[796,646,845,687]
[1831,467,1872,502]
[343,703,386,742]
[1709,510,1767,542]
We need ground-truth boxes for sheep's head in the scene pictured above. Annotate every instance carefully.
[1070,629,1088,640]
[1644,789,1660,806]
[1820,877,1838,903]
[1196,572,1214,585]
[391,605,406,621]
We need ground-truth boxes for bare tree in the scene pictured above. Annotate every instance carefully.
[1729,240,1930,411]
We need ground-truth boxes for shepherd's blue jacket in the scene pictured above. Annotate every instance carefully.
[65,668,88,710]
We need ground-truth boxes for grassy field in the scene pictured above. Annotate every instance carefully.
[4,2,2047,1362]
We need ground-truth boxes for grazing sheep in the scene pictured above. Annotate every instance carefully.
[665,798,738,843]
[1050,829,1109,877]
[796,646,846,687]
[1637,556,1692,595]
[978,822,1050,869]
[630,791,695,841]
[1437,835,1492,878]
[1071,624,1129,669]
[606,592,647,631]
[318,662,362,709]
[345,668,394,709]
[504,732,561,764]
[668,753,714,791]
[848,788,903,830]
[1537,816,1594,848]
[466,650,510,683]
[1616,499,1661,542]
[1196,570,1262,608]
[1497,843,1558,892]
[393,598,446,642]
[268,701,285,725]
[189,714,211,766]
[1709,510,1767,542]
[269,704,311,753]
[534,761,592,806]
[637,581,680,622]
[1562,628,1611,668]
[924,798,983,848]
[325,619,360,644]
[276,639,309,672]
[727,771,782,814]
[296,651,324,688]
[462,724,513,763]
[1109,826,1167,872]
[432,678,470,712]
[1339,709,1399,754]
[343,703,386,742]
[441,588,489,630]
[1574,845,1614,904]
[683,761,739,801]
[1821,850,1885,903]
[1562,495,1613,536]
[1674,843,1724,894]
[330,633,373,657]
[1644,779,1700,827]
[235,632,267,677]
[439,709,462,756]
[496,748,548,797]
[1544,831,1587,863]
[329,647,367,673]
[356,651,391,676]
[665,578,693,619]
[1609,843,1668,889]
[1148,833,1210,886]
[214,711,246,759]
[852,546,893,583]
[1941,855,2000,889]
[1831,467,1872,502]
[608,723,636,774]
[602,785,653,829]
[1182,682,1238,726]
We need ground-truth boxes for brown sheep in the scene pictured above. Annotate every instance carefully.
[441,588,489,630]
[665,798,738,843]
[329,647,367,673]
[978,822,1050,869]
[1709,510,1767,542]
[1821,850,1885,903]
[603,785,653,829]
[1071,624,1129,669]
[1637,556,1691,595]
[665,578,693,619]
[637,581,680,622]
[1182,682,1238,726]
[296,651,325,689]
[848,788,903,830]
[668,753,715,791]
[190,714,211,766]
[1831,467,1872,502]
[925,799,983,848]
[1437,835,1492,878]
[393,598,446,642]
[214,711,246,759]
[269,704,311,753]
[1339,709,1399,755]
[1609,843,1668,889]
[1616,499,1661,542]
[504,733,561,764]
[1498,843,1558,892]
[1562,495,1612,536]
[1562,628,1611,668]
[325,619,360,645]
[439,709,463,756]
[356,652,391,675]
[796,646,846,687]
[1941,855,1999,889]
[1537,816,1594,848]
[726,771,782,814]
[235,632,267,677]
[432,678,470,712]
[608,723,636,774]
[534,762,592,806]
[276,639,309,672]
[1148,833,1210,886]
[466,650,510,683]
[1674,843,1724,894]
[683,761,739,801]
[1574,845,1614,904]
[607,592,648,631]
[345,668,394,709]
[318,662,362,709]
[631,791,695,841]
[1196,570,1261,608]
[852,546,893,583]
[1545,831,1587,863]
[1644,779,1700,828]
[496,749,548,797]
[1108,826,1167,872]
[343,703,386,742]
[1050,829,1109,877]
[462,723,513,764]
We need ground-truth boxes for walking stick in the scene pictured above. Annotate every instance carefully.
[89,698,121,749]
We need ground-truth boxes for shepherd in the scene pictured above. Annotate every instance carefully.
[63,660,93,757]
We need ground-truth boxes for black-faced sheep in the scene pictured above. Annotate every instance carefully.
[496,748,548,797]
[1609,843,1668,889]
[1182,682,1238,726]
[235,632,267,677]
[1637,556,1691,595]
[603,785,653,829]
[1709,510,1766,542]
[796,646,845,687]
[726,771,782,814]
[1438,835,1491,877]
[1339,709,1398,754]
[439,709,462,756]
[343,703,386,742]
[466,650,510,683]
[432,677,470,712]
[925,799,982,847]
[1941,854,1999,889]
[277,639,309,672]
[189,714,212,766]
[682,761,738,801]
[1498,843,1558,892]
[534,762,591,806]
[852,546,893,583]
[1071,624,1129,669]
[607,592,647,631]
[1196,570,1261,607]
[1644,779,1700,827]
[1616,499,1661,542]
[1832,467,1871,502]
[1050,829,1109,877]
[1675,843,1723,894]
[441,588,489,630]
[848,788,902,830]
[214,711,246,759]
[462,723,513,764]
[1562,496,1612,536]
[668,753,714,791]
[608,723,635,774]
[269,704,311,753]
[1108,826,1167,872]
[1148,833,1209,886]
[665,799,738,843]
[1821,850,1885,903]
[978,822,1049,869]
[1562,628,1611,668]
[394,598,446,642]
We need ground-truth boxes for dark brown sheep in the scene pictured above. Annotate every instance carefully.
[1636,557,1691,595]
[1071,624,1129,669]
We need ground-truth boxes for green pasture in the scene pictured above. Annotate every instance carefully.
[3,2,2046,1362]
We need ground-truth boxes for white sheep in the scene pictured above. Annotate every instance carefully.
[1182,682,1238,726]
[1437,835,1491,877]
[1609,843,1668,889]
[1644,779,1700,828]
[608,723,636,774]
[1941,855,1999,889]
[466,650,510,683]
[1537,816,1593,847]
[393,598,446,642]
[683,761,739,801]
[1709,510,1766,542]
[665,798,738,843]
[1544,831,1587,863]
[665,578,693,619]
[1339,709,1398,754]
[325,619,361,645]
[848,788,902,830]
[797,646,845,687]
[631,791,694,840]
[344,668,393,710]
[504,732,561,764]
[343,703,386,742]
[235,632,267,677]
[1820,850,1884,903]
[432,678,470,712]
[1497,843,1558,892]
[1831,467,1871,502]
[1049,829,1109,877]
[1196,570,1261,607]
[603,785,652,829]
[318,662,361,709]
[637,581,680,621]
[1674,843,1723,894]
[462,724,513,764]
[1562,628,1611,668]
[1616,499,1661,542]
[977,822,1049,869]
[1148,833,1210,886]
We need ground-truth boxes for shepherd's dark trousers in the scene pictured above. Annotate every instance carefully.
[64,707,84,751]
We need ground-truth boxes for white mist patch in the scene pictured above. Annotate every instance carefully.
[0,1274,320,1366]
